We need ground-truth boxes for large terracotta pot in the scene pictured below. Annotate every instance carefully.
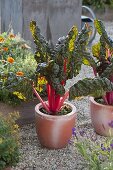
[35,102,76,149]
[90,97,113,136]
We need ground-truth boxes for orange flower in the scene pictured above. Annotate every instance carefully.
[9,34,15,38]
[16,71,24,76]
[7,57,14,64]
[3,47,8,51]
[0,36,4,43]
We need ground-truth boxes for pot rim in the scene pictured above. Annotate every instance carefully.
[90,96,113,109]
[35,101,76,118]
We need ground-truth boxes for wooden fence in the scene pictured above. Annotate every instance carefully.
[0,0,82,44]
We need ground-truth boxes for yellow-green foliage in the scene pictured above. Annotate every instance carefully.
[92,42,100,58]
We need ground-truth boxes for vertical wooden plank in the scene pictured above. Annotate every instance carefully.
[1,0,82,42]
[10,0,23,35]
[22,0,82,44]
[1,0,11,32]
[0,0,1,33]
[1,0,22,34]
[22,0,48,42]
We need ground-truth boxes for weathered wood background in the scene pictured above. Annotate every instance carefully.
[0,0,82,44]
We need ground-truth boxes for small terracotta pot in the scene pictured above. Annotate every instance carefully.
[35,102,76,149]
[90,97,113,136]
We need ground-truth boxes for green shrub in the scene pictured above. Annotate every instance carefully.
[0,31,36,105]
[0,112,20,170]
[0,31,32,60]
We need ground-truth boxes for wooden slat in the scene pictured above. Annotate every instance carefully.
[0,0,82,43]
[0,0,1,33]
[22,0,82,44]
[1,0,11,32]
[1,0,23,34]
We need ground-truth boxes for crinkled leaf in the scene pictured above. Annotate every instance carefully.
[101,63,113,79]
[67,24,95,78]
[94,20,106,35]
[30,21,54,63]
[92,42,100,59]
[94,19,113,48]
[69,77,113,100]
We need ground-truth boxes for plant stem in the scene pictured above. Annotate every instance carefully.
[47,84,58,114]
[54,94,61,112]
[57,91,69,111]
[61,58,67,85]
[93,67,97,76]
[33,83,50,113]
[47,84,52,110]
[102,95,108,105]
[51,87,55,112]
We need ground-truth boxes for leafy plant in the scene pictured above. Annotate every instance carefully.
[0,31,31,60]
[30,21,93,114]
[83,0,113,9]
[0,112,20,170]
[0,31,36,105]
[71,125,113,170]
[69,19,113,105]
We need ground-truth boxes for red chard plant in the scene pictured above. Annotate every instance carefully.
[30,21,93,115]
[69,20,113,105]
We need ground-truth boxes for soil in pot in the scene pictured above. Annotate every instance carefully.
[40,104,72,115]
[35,102,77,149]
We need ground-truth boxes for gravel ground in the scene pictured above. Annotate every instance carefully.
[15,21,113,170]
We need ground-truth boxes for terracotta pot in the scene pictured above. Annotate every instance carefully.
[90,97,113,136]
[35,102,76,149]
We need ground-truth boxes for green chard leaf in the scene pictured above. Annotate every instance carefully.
[101,63,113,79]
[94,19,106,36]
[30,21,54,63]
[69,77,113,100]
[67,24,96,78]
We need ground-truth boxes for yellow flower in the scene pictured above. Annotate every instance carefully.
[16,71,24,76]
[0,36,4,43]
[0,138,3,144]
[13,91,26,101]
[38,76,47,85]
[7,56,15,64]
